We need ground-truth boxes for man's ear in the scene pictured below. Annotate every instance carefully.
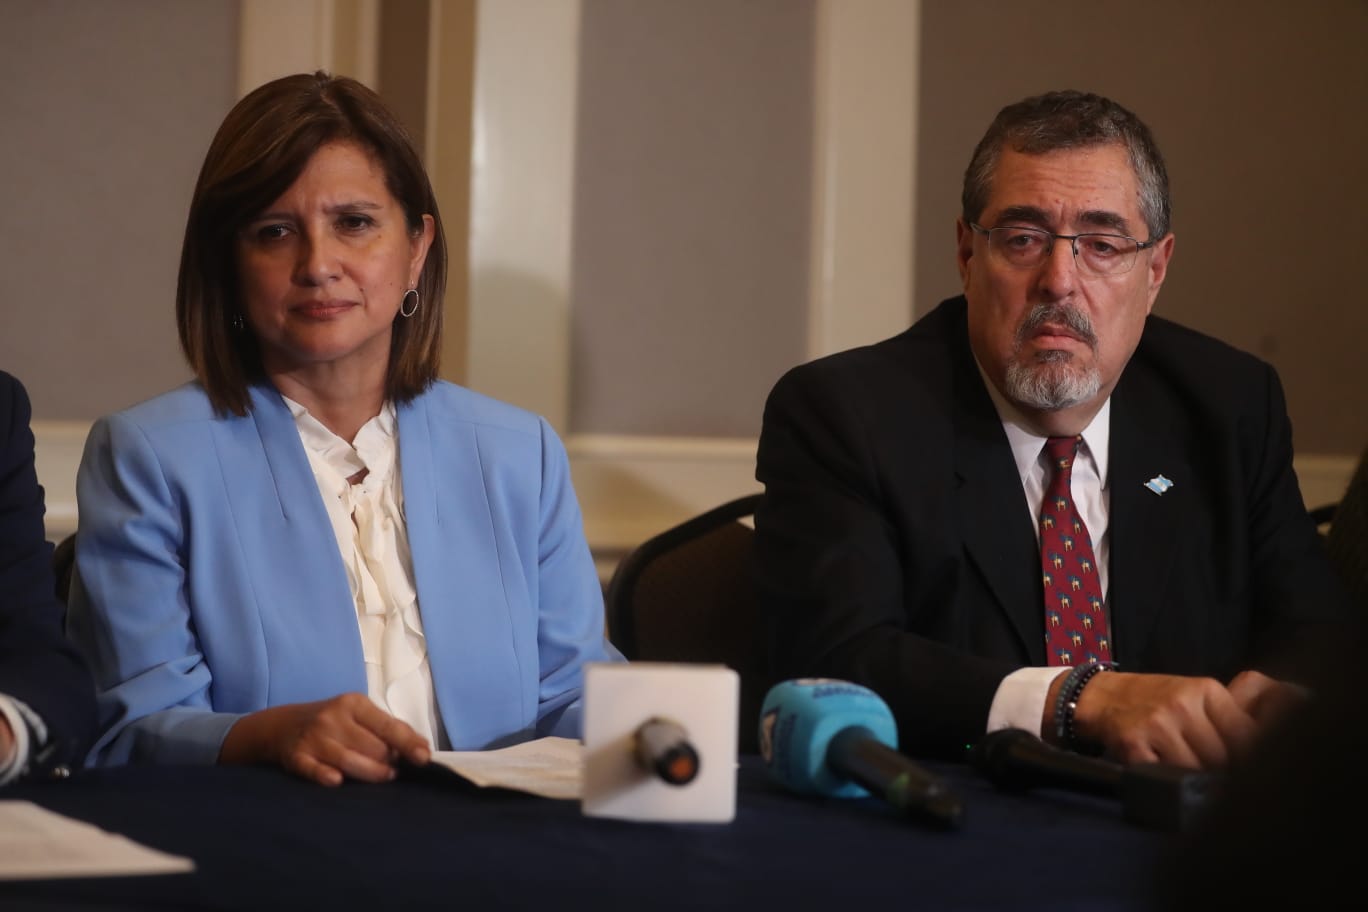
[955,218,975,290]
[1144,232,1175,313]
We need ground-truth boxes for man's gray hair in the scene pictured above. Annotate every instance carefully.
[961,90,1171,241]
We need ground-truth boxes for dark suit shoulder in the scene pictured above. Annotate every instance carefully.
[766,297,967,417]
[1135,314,1275,389]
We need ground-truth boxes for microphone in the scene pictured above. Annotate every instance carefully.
[970,728,1217,830]
[758,679,963,829]
[634,716,700,786]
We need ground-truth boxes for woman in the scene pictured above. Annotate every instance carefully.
[67,72,620,786]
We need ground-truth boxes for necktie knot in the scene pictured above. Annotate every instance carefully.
[1045,436,1082,479]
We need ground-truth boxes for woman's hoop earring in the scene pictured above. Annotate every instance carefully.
[231,313,245,332]
[400,288,420,318]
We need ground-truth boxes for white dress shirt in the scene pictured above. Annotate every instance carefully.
[284,398,448,751]
[977,378,1113,738]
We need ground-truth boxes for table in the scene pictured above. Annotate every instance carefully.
[2,757,1176,911]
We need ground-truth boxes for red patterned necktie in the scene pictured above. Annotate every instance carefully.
[1040,436,1110,667]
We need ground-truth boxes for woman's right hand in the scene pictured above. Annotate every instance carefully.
[219,693,431,786]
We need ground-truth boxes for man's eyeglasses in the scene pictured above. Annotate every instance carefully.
[969,223,1159,277]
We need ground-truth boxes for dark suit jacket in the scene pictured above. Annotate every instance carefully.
[754,296,1351,760]
[1326,445,1368,612]
[0,370,96,777]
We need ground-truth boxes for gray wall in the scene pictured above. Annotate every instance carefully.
[916,0,1367,455]
[0,0,238,419]
[569,0,813,438]
[3,0,1362,461]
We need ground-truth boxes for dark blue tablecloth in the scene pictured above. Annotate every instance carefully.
[1,757,1176,911]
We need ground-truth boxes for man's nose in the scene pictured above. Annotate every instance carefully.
[1034,235,1079,298]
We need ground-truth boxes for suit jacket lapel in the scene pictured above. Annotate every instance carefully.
[1107,373,1190,666]
[951,354,1045,662]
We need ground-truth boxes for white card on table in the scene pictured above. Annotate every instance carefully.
[581,662,739,823]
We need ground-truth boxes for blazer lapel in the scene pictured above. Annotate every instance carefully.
[952,363,1045,662]
[230,385,366,693]
[397,393,510,746]
[1106,376,1190,665]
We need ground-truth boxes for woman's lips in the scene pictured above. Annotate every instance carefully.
[293,301,355,318]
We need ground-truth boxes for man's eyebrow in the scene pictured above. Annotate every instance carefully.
[994,205,1134,235]
[994,205,1050,226]
[1076,209,1131,234]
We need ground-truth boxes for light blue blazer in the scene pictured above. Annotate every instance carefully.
[67,380,621,766]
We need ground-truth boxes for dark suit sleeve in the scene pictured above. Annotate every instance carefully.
[1241,361,1356,673]
[754,360,1016,760]
[1325,446,1368,612]
[0,372,97,777]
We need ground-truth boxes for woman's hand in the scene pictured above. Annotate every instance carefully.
[220,693,431,786]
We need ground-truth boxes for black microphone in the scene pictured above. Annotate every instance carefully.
[971,728,1217,830]
[758,680,963,829]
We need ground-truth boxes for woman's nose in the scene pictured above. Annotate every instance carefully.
[294,232,341,285]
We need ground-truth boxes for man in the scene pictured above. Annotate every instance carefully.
[754,90,1351,770]
[0,370,96,782]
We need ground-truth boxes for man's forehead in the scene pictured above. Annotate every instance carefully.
[985,145,1144,230]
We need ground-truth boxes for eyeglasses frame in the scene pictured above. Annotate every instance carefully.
[968,222,1161,276]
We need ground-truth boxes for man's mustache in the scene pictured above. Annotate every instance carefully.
[1017,304,1098,350]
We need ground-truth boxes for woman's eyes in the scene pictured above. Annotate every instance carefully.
[336,214,375,232]
[247,215,375,243]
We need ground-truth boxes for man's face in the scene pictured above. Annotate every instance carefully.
[956,144,1174,422]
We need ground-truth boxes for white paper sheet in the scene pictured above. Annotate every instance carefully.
[428,735,582,800]
[0,801,195,880]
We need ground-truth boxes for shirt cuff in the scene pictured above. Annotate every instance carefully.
[986,666,1064,739]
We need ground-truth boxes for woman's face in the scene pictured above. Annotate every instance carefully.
[235,140,433,383]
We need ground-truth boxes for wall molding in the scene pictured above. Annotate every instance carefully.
[31,424,1355,577]
[564,434,761,571]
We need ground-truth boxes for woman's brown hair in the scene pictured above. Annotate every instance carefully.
[176,71,447,415]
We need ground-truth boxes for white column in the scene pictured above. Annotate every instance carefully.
[465,0,580,431]
[808,0,920,359]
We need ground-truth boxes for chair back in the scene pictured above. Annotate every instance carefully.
[605,494,770,754]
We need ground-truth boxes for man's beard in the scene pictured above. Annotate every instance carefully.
[1003,303,1101,411]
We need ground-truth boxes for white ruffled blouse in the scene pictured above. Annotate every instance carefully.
[283,397,447,751]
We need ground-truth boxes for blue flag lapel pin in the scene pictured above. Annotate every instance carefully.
[1144,474,1174,496]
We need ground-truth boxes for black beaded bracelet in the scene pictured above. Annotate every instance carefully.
[1053,660,1118,751]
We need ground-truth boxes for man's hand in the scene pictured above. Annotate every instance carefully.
[0,714,15,770]
[1067,670,1267,770]
[219,693,431,787]
[1227,669,1309,726]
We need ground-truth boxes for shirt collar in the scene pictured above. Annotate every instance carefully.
[973,357,1112,487]
[280,395,396,477]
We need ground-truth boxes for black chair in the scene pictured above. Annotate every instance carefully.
[52,532,76,603]
[604,493,771,754]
